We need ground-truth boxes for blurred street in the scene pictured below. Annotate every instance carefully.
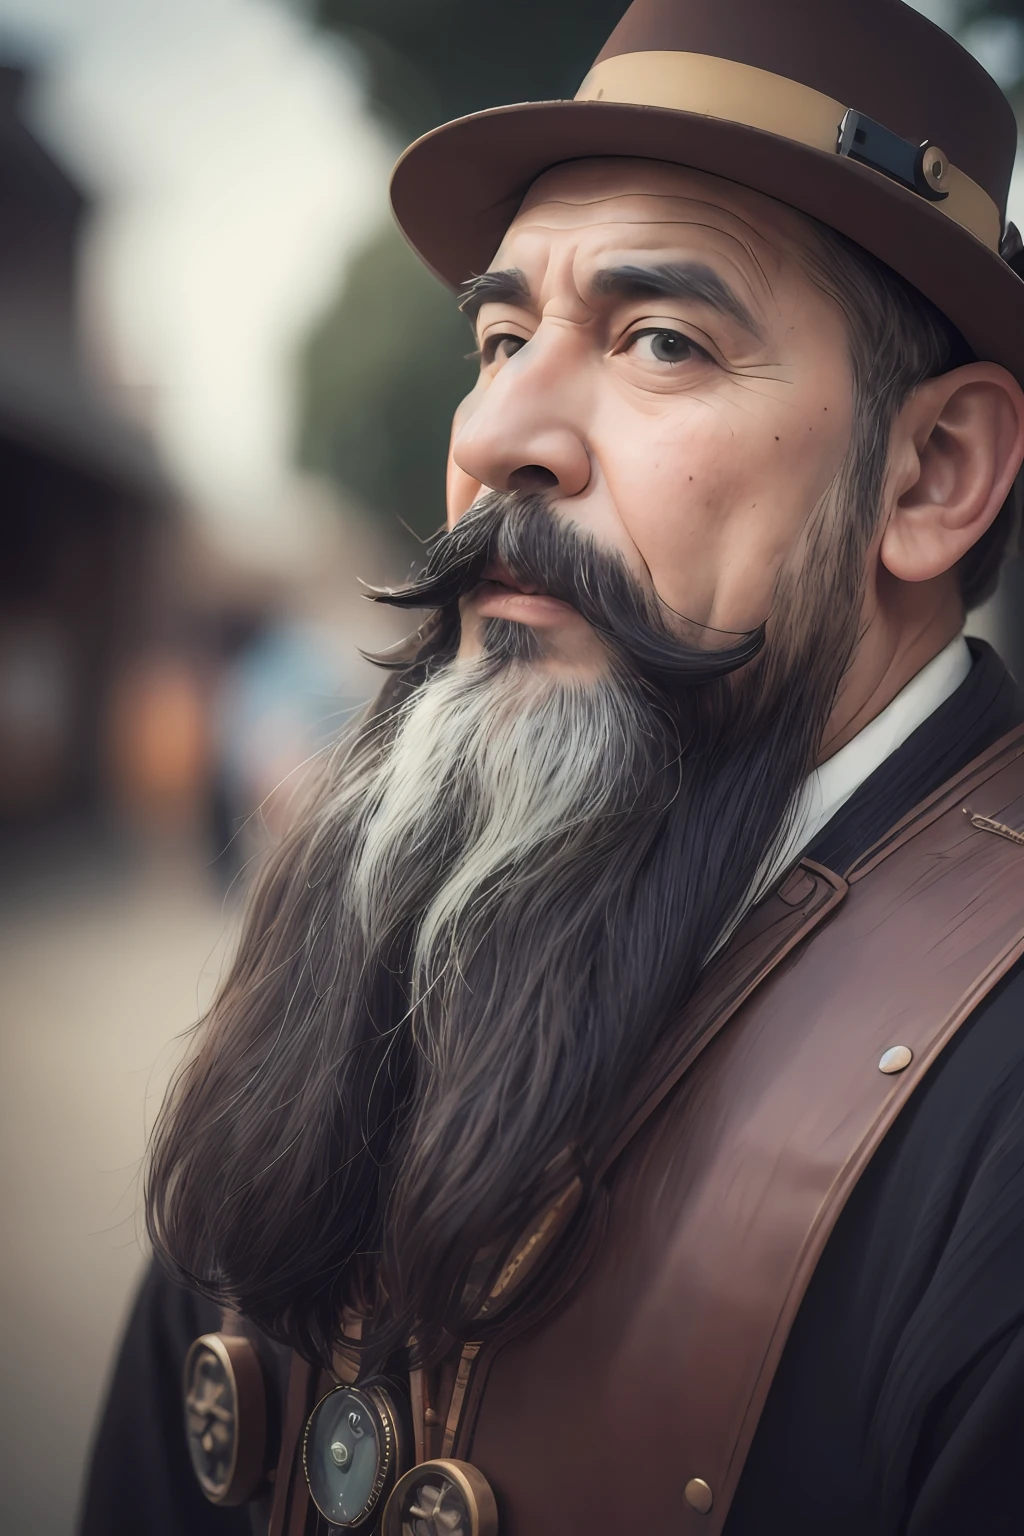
[0,836,235,1534]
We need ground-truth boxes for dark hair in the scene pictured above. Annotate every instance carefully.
[807,222,1017,610]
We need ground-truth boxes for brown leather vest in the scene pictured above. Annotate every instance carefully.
[267,725,1024,1535]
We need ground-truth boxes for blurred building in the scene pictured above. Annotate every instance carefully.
[0,62,172,829]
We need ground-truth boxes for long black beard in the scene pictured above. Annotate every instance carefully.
[147,491,866,1368]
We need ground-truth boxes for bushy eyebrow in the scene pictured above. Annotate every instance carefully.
[459,259,764,345]
[459,268,530,322]
[591,262,764,342]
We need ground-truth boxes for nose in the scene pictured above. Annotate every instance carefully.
[452,343,592,500]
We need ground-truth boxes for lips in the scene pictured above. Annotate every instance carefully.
[469,558,579,630]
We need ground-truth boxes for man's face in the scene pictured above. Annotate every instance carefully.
[449,158,855,670]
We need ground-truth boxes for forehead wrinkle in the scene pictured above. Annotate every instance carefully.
[516,190,786,269]
[509,200,786,323]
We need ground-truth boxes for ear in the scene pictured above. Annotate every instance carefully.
[880,362,1024,584]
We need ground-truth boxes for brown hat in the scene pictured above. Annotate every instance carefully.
[390,0,1024,380]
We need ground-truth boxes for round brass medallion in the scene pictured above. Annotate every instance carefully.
[303,1382,407,1527]
[382,1458,499,1536]
[183,1332,266,1506]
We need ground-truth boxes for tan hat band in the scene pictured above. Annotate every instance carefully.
[576,51,1001,250]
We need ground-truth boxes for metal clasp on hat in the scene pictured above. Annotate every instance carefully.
[837,108,949,203]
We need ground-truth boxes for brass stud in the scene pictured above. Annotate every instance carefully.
[921,145,948,193]
[684,1477,714,1514]
[878,1045,913,1075]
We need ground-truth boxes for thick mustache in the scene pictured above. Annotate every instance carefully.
[367,493,765,687]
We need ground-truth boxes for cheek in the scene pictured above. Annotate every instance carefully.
[598,393,852,632]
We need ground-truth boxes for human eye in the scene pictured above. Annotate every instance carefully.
[624,327,711,366]
[479,332,528,366]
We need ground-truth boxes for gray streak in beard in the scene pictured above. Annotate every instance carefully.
[349,646,676,1016]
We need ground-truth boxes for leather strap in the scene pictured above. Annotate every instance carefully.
[461,725,1024,1534]
[450,857,848,1452]
[848,720,1024,879]
[599,856,848,1174]
[267,1354,317,1536]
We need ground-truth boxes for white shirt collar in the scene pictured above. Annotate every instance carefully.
[705,634,973,962]
[763,632,972,891]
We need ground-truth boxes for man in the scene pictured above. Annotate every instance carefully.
[82,1,1024,1533]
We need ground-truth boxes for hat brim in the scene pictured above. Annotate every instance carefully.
[390,98,1024,384]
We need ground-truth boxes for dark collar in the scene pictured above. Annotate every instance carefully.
[806,639,1024,876]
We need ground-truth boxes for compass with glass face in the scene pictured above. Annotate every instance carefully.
[303,1381,408,1527]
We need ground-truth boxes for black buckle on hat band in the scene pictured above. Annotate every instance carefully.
[837,109,949,203]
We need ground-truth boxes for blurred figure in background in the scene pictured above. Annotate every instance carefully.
[213,610,373,879]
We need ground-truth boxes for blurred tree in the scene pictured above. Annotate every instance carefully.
[298,0,1024,541]
[958,1,1024,109]
[315,0,633,142]
[298,0,626,539]
[301,219,472,545]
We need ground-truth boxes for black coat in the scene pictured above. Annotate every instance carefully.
[80,641,1024,1536]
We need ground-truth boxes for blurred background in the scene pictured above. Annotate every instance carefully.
[0,0,1023,1529]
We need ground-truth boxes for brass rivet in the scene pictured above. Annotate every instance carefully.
[684,1477,714,1514]
[878,1045,913,1075]
[922,145,948,191]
